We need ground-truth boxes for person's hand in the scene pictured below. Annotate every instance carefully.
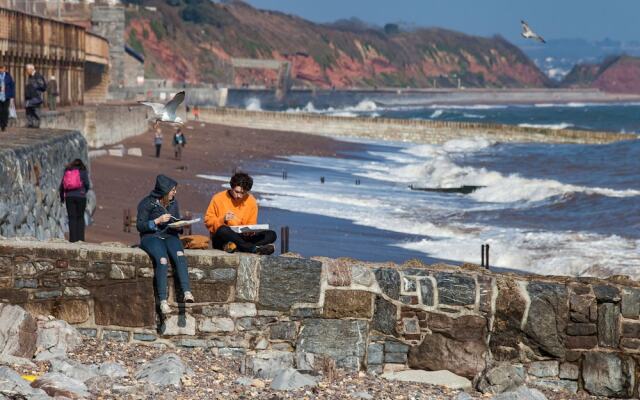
[224,212,236,222]
[154,214,171,225]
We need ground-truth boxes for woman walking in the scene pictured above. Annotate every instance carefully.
[136,174,194,314]
[154,129,163,158]
[59,159,91,242]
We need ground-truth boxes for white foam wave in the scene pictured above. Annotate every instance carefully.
[518,123,573,130]
[428,104,508,110]
[402,137,493,158]
[462,113,485,119]
[286,99,377,117]
[245,98,262,111]
[197,174,229,182]
[430,110,444,119]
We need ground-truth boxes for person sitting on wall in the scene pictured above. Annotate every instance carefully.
[204,172,276,255]
[137,174,194,315]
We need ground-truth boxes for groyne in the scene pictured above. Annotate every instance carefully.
[199,107,638,145]
[0,130,88,239]
[1,238,638,398]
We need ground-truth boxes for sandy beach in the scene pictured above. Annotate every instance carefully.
[86,121,362,244]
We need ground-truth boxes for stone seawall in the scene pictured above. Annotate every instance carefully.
[199,108,638,145]
[0,131,88,239]
[1,238,639,398]
[14,104,149,148]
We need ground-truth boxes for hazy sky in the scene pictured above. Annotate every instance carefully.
[244,0,639,42]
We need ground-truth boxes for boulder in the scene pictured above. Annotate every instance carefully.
[270,368,319,391]
[523,282,568,358]
[491,386,547,400]
[242,351,294,379]
[49,358,98,382]
[31,372,90,399]
[408,333,487,379]
[0,366,50,399]
[134,353,193,387]
[582,352,635,397]
[478,363,526,394]
[35,318,82,359]
[0,304,38,359]
[97,362,128,379]
[381,369,472,391]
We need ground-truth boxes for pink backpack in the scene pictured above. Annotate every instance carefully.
[63,169,83,191]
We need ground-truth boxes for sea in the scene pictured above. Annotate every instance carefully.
[201,91,640,278]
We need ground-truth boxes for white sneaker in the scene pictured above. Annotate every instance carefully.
[183,291,194,303]
[160,300,171,314]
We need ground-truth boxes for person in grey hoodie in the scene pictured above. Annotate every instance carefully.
[136,174,194,314]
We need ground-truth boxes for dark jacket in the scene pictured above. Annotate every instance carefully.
[59,168,91,202]
[136,175,182,239]
[173,133,186,146]
[25,72,47,106]
[0,72,15,100]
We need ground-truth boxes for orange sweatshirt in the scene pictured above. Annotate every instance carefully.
[204,190,258,233]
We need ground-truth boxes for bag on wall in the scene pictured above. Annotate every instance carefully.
[8,100,16,119]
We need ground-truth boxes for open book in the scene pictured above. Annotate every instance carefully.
[230,224,270,234]
[167,218,201,229]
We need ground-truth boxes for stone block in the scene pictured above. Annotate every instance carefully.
[243,351,294,379]
[209,268,236,282]
[621,338,640,350]
[372,296,398,337]
[527,361,559,378]
[559,362,579,380]
[78,328,97,338]
[583,352,635,398]
[566,335,597,349]
[402,277,417,293]
[219,347,246,357]
[188,268,205,281]
[570,292,595,314]
[257,257,322,311]
[351,264,375,287]
[399,295,418,305]
[161,314,196,336]
[531,379,578,394]
[133,333,157,342]
[103,330,129,342]
[384,352,407,364]
[419,278,434,306]
[236,317,256,331]
[199,317,234,333]
[477,275,493,313]
[402,318,420,334]
[15,262,36,276]
[236,256,259,302]
[14,279,37,289]
[570,312,589,323]
[622,320,640,338]
[408,333,486,379]
[323,290,374,319]
[597,303,620,347]
[174,339,211,348]
[621,288,640,318]
[435,272,476,306]
[63,287,90,297]
[109,264,135,280]
[0,288,28,303]
[326,260,351,287]
[269,322,297,341]
[477,363,525,394]
[375,269,400,300]
[367,343,383,365]
[384,340,409,354]
[229,303,257,318]
[54,300,90,324]
[566,323,596,336]
[34,290,62,300]
[296,319,369,368]
[524,282,568,358]
[490,277,526,360]
[593,285,621,302]
[93,281,155,328]
[189,282,232,303]
[202,305,229,317]
[138,268,154,278]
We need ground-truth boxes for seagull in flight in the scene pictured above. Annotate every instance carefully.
[521,20,546,43]
[140,91,186,126]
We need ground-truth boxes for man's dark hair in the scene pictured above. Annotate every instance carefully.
[230,172,253,191]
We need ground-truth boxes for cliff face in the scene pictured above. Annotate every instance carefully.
[126,0,549,88]
[562,56,640,93]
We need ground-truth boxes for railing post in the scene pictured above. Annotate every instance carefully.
[280,226,290,254]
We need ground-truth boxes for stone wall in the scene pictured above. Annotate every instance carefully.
[0,239,638,398]
[14,104,149,148]
[199,107,638,145]
[0,131,88,239]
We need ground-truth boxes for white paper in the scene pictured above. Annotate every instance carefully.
[167,218,201,228]
[229,224,270,233]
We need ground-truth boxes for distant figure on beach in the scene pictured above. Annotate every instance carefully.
[59,159,91,243]
[193,106,200,121]
[154,129,163,158]
[204,172,277,255]
[0,63,15,132]
[24,64,47,128]
[173,128,186,160]
[47,75,58,111]
[136,174,194,314]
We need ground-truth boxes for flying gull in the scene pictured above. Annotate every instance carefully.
[521,20,546,43]
[140,91,186,126]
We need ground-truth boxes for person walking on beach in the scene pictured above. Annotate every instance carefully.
[24,64,47,128]
[193,106,200,121]
[59,159,91,243]
[0,64,15,132]
[47,75,58,111]
[204,172,277,255]
[137,174,194,314]
[154,128,163,158]
[173,128,186,160]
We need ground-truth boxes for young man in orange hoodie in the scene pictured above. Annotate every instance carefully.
[204,172,277,255]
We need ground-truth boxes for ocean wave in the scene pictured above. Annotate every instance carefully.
[462,113,485,119]
[402,137,493,158]
[245,98,262,111]
[518,122,574,130]
[429,110,444,119]
[428,104,508,110]
[286,100,378,116]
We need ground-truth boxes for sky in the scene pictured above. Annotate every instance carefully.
[243,0,640,43]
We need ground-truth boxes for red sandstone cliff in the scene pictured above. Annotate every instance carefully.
[125,0,549,88]
[562,55,640,94]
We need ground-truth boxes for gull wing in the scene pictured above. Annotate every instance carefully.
[535,33,546,44]
[139,102,165,116]
[164,91,186,116]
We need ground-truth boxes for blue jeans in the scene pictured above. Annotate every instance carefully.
[140,235,191,301]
